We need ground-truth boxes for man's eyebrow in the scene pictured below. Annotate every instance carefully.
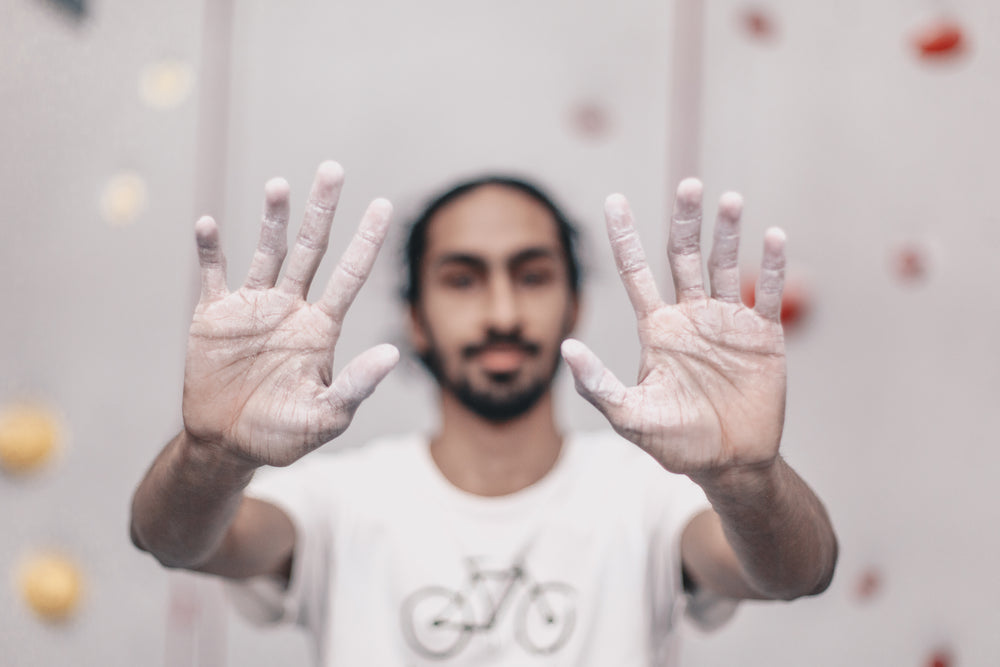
[432,247,560,271]
[432,253,488,270]
[508,247,560,268]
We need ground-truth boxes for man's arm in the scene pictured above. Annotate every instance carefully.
[130,163,398,578]
[682,460,837,600]
[130,430,294,579]
[561,180,837,601]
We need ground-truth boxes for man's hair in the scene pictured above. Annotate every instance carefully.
[402,175,583,306]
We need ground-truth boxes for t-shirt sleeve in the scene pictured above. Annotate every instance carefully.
[225,461,335,631]
[646,464,739,633]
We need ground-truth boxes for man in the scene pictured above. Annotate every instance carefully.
[131,161,837,665]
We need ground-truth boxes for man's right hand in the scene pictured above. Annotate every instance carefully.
[182,161,399,468]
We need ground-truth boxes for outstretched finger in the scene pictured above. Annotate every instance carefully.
[195,216,228,302]
[669,178,707,303]
[561,339,628,420]
[278,161,345,298]
[323,343,400,418]
[244,177,290,290]
[707,192,743,302]
[754,228,786,321]
[605,194,663,319]
[318,198,393,324]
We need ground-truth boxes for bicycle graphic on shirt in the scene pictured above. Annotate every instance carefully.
[401,556,577,659]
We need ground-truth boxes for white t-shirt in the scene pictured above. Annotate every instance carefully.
[228,431,737,666]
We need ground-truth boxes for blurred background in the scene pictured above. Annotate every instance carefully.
[2,0,998,665]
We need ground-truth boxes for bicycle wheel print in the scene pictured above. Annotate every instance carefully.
[514,581,576,655]
[401,586,474,659]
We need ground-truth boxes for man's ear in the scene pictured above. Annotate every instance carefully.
[409,305,429,355]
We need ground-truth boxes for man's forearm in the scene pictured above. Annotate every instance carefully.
[690,456,838,600]
[130,430,257,569]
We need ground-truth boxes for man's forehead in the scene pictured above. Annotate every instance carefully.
[423,184,563,259]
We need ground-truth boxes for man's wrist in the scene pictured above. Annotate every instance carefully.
[176,429,258,484]
[687,456,784,506]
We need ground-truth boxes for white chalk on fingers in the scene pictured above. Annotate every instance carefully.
[718,191,744,216]
[360,199,394,237]
[194,215,217,238]
[368,343,401,370]
[368,197,393,217]
[561,339,627,407]
[316,160,345,181]
[560,338,587,362]
[264,177,291,203]
[330,344,401,409]
[675,178,703,209]
[762,228,787,270]
[764,226,787,246]
[604,193,629,218]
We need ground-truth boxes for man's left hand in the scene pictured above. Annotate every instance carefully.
[562,179,788,479]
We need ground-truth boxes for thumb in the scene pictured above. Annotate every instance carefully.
[324,343,400,417]
[561,339,627,420]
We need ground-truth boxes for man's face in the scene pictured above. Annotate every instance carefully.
[410,185,579,422]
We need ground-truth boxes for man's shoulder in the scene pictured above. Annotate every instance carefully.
[252,433,427,489]
[566,430,698,495]
[334,432,427,459]
[567,429,662,471]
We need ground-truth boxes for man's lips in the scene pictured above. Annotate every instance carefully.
[476,346,529,373]
[463,340,540,373]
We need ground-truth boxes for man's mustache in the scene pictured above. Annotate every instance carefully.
[462,333,541,359]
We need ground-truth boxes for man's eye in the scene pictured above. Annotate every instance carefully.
[520,270,553,286]
[442,273,476,289]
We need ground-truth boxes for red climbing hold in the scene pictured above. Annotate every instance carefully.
[854,568,882,602]
[926,649,953,667]
[890,241,930,285]
[740,7,777,41]
[570,102,612,141]
[913,18,966,59]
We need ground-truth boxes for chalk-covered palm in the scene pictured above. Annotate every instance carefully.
[183,162,399,467]
[561,180,787,477]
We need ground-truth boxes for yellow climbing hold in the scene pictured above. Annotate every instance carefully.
[19,553,84,621]
[0,404,61,473]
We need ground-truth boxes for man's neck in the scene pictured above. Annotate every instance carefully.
[430,391,563,497]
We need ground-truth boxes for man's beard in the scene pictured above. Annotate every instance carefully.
[418,332,561,423]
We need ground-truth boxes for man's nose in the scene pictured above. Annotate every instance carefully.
[485,276,520,332]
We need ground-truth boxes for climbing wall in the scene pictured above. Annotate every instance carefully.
[2,0,998,665]
[684,2,1000,666]
[1,1,203,665]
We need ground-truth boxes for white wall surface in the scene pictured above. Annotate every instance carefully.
[2,0,998,665]
[686,2,1000,666]
[2,1,202,665]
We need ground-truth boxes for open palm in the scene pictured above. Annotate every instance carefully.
[562,181,787,476]
[182,163,399,467]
